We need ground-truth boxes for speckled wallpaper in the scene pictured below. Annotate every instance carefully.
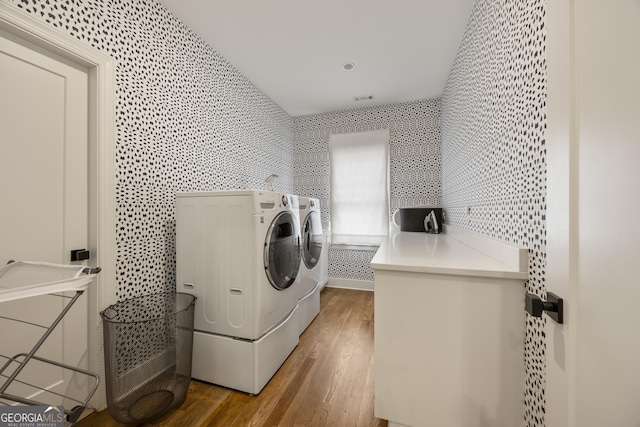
[441,0,547,425]
[7,0,295,301]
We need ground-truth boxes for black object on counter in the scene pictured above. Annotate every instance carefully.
[397,207,443,233]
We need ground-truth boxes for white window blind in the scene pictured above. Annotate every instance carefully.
[329,129,389,246]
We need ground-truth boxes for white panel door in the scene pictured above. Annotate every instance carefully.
[546,1,640,426]
[0,28,90,407]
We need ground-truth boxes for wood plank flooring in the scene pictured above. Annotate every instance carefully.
[76,287,387,427]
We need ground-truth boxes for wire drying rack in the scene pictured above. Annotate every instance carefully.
[0,261,101,424]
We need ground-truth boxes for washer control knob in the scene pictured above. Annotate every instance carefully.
[282,195,288,206]
[310,200,315,207]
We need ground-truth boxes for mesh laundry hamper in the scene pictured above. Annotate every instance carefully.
[101,292,196,424]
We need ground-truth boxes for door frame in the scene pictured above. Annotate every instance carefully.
[545,0,575,424]
[0,3,116,409]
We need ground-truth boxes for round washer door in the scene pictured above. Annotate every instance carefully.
[264,211,301,290]
[302,211,323,269]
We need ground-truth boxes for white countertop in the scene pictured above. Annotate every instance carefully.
[370,228,528,280]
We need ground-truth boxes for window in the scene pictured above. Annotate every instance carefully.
[329,129,389,246]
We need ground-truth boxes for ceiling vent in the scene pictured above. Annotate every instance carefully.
[354,95,375,102]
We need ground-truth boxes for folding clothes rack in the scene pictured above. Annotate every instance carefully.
[0,261,100,423]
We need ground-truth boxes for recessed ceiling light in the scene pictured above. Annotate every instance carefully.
[343,62,355,71]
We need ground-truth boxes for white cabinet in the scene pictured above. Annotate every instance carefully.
[371,227,527,427]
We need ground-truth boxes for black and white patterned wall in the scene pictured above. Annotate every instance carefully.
[441,0,547,426]
[9,0,295,300]
[293,100,441,282]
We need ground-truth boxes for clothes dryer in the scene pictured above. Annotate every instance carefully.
[296,196,323,334]
[176,189,301,394]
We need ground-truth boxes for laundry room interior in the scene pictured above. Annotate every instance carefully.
[1,0,639,426]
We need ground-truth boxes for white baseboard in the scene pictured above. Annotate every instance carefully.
[325,278,374,292]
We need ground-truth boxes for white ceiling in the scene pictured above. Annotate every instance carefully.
[157,0,476,117]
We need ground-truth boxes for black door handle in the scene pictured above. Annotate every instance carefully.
[525,292,563,324]
[71,249,90,262]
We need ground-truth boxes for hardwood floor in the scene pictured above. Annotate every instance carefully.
[76,287,387,427]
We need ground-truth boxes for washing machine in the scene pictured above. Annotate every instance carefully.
[296,196,324,335]
[176,189,301,394]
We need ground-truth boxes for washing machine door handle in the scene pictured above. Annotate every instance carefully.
[301,211,322,269]
[264,211,301,290]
